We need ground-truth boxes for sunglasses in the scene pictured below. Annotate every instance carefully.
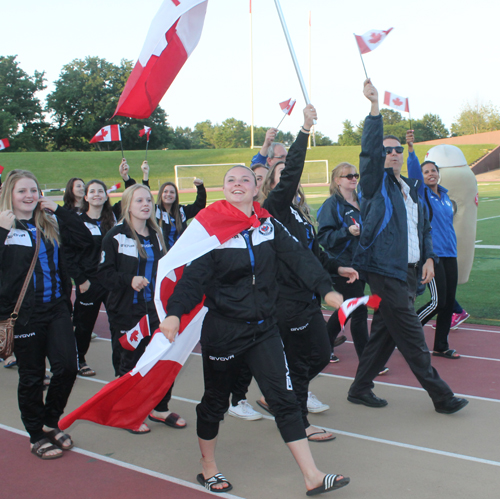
[340,174,359,180]
[385,146,404,154]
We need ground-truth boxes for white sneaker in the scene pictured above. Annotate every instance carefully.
[91,332,98,340]
[228,400,263,420]
[307,392,330,413]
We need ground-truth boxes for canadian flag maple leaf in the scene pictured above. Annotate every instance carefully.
[392,98,403,107]
[96,129,108,141]
[369,32,382,44]
[130,330,139,343]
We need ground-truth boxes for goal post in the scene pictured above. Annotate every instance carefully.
[302,160,329,185]
[174,163,246,190]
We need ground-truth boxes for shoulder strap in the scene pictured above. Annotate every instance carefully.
[11,231,41,318]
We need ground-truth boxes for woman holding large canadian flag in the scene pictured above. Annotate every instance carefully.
[159,166,350,495]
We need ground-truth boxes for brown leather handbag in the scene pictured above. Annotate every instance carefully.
[0,232,40,359]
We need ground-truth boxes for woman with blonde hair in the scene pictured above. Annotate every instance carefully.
[317,163,373,365]
[98,184,186,432]
[0,170,80,459]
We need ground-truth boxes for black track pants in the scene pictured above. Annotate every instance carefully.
[14,299,78,444]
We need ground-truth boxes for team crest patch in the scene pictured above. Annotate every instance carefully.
[259,222,273,236]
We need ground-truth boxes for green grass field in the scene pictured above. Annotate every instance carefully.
[2,146,498,325]
[0,143,494,191]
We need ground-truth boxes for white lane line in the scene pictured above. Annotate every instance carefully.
[0,424,244,499]
[477,215,500,221]
[475,245,500,249]
[475,240,483,243]
[480,198,500,202]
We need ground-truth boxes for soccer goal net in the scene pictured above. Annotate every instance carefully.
[175,163,246,190]
[302,160,329,184]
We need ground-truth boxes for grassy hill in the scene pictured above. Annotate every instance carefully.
[0,143,494,191]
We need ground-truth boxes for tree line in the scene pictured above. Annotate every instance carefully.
[2,55,500,152]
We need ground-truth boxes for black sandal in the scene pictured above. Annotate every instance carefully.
[44,428,74,450]
[31,438,63,460]
[196,473,233,493]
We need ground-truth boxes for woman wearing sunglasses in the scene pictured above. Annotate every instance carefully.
[317,164,373,365]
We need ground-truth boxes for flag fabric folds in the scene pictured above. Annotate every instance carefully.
[338,295,381,329]
[383,91,410,113]
[279,98,296,116]
[139,126,152,139]
[0,138,10,150]
[113,0,208,120]
[89,125,121,144]
[355,28,393,54]
[59,200,271,432]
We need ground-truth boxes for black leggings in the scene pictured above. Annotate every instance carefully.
[197,315,305,443]
[73,282,108,366]
[417,257,458,352]
[14,299,78,444]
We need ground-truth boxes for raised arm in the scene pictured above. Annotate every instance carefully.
[359,79,384,200]
[251,127,278,166]
[406,130,424,197]
[183,179,207,219]
[265,105,317,215]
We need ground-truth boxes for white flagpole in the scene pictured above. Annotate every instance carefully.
[308,10,315,147]
[250,0,255,149]
[273,0,315,125]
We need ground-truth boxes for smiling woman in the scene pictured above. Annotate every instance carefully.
[0,169,87,460]
[97,184,186,433]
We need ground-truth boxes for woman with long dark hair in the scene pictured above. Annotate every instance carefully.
[63,180,117,377]
[62,177,85,213]
[0,170,80,459]
[407,135,461,359]
[156,179,206,250]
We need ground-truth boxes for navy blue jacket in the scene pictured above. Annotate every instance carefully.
[353,114,436,282]
[317,194,361,267]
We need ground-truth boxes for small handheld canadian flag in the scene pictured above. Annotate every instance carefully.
[0,138,10,150]
[355,28,393,54]
[119,315,151,351]
[279,98,296,116]
[139,126,152,140]
[338,295,381,329]
[90,125,121,144]
[107,183,121,194]
[384,91,410,113]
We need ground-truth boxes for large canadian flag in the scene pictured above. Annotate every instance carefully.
[113,0,208,119]
[59,200,270,432]
[384,91,410,113]
[89,125,121,144]
[338,295,381,329]
[355,28,393,54]
[0,138,10,150]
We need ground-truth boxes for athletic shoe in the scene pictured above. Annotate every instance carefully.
[228,400,263,420]
[450,310,470,330]
[378,367,389,376]
[307,392,330,413]
[91,332,98,340]
[330,353,340,363]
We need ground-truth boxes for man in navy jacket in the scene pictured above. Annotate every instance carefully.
[347,80,468,415]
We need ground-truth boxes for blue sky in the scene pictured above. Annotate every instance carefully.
[2,0,498,142]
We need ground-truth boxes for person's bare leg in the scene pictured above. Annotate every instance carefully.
[198,437,230,491]
[287,438,345,491]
